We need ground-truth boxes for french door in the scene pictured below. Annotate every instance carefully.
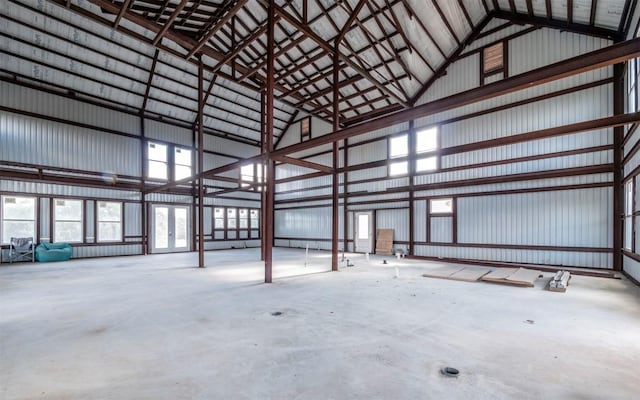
[151,205,190,253]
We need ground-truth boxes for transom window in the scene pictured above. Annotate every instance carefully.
[430,198,453,214]
[54,199,83,243]
[1,196,36,244]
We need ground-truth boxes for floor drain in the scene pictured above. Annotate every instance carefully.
[441,367,459,377]
[271,311,283,316]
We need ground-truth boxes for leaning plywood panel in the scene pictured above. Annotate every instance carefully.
[375,229,394,255]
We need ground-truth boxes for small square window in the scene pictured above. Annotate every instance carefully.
[416,156,438,172]
[417,127,438,153]
[389,135,408,158]
[430,198,453,214]
[389,161,408,176]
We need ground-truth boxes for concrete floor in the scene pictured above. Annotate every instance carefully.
[1,248,639,400]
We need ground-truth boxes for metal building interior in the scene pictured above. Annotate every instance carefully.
[2,0,640,398]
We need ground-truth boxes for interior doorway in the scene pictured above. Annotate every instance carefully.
[150,205,190,253]
[354,211,373,253]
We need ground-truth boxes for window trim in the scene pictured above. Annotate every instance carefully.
[388,133,409,177]
[212,206,260,241]
[174,146,193,181]
[146,141,169,181]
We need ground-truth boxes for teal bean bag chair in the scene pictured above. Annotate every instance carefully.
[35,242,72,262]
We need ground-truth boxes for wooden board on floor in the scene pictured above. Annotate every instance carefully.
[421,265,466,279]
[449,267,493,282]
[481,267,541,287]
[375,229,394,255]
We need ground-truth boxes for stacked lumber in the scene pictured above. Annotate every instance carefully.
[375,229,394,255]
[549,270,571,292]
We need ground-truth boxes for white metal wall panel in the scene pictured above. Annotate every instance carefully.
[40,197,50,241]
[414,244,612,269]
[0,111,141,176]
[0,81,139,136]
[144,119,193,147]
[85,200,95,242]
[376,209,409,242]
[430,217,453,243]
[0,181,141,201]
[414,200,427,242]
[457,188,612,247]
[73,244,142,258]
[623,255,640,282]
[274,207,331,239]
[124,202,141,237]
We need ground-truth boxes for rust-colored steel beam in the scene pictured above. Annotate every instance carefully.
[187,0,248,58]
[261,0,410,107]
[152,0,189,45]
[273,155,333,173]
[198,57,205,268]
[273,37,640,157]
[264,0,276,284]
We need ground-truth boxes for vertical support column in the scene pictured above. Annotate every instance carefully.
[197,57,205,268]
[343,138,349,254]
[264,0,276,283]
[331,50,340,272]
[260,90,266,262]
[140,117,148,255]
[613,63,624,272]
[408,120,415,256]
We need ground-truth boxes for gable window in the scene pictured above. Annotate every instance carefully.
[1,196,36,244]
[174,148,192,180]
[240,164,263,190]
[389,134,408,176]
[54,199,83,243]
[148,142,168,180]
[301,116,311,142]
[416,127,439,172]
[481,41,506,84]
[97,201,122,242]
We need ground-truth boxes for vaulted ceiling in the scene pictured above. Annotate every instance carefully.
[0,0,636,146]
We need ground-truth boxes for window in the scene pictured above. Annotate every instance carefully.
[483,42,504,73]
[1,196,36,244]
[54,199,83,242]
[416,127,438,153]
[250,209,259,229]
[430,198,453,214]
[227,208,237,229]
[174,148,192,180]
[389,134,408,176]
[301,116,311,142]
[148,142,168,180]
[416,127,439,172]
[97,202,122,242]
[214,207,225,229]
[481,41,506,84]
[628,58,639,114]
[239,209,248,229]
[625,180,633,251]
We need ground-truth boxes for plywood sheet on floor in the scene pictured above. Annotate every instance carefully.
[422,266,491,282]
[481,267,541,287]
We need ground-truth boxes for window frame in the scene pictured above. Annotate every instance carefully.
[427,197,457,244]
[53,198,84,243]
[1,195,37,245]
[96,201,123,243]
[211,206,260,241]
